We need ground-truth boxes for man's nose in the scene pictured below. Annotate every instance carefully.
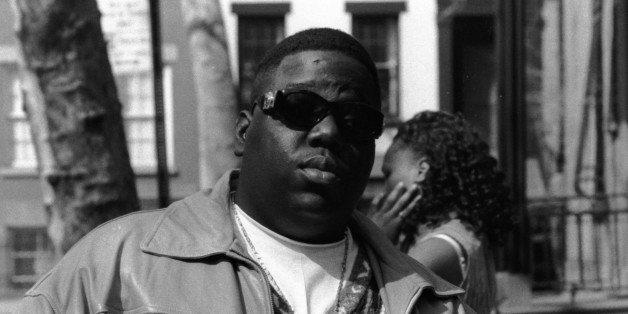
[307,115,341,148]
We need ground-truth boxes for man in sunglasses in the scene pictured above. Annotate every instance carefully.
[19,28,470,313]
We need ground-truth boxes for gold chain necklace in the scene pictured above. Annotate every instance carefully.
[231,197,349,312]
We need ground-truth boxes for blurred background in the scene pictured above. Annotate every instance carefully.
[0,0,627,312]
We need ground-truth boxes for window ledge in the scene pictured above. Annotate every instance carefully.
[345,1,407,15]
[134,166,179,178]
[0,167,39,178]
[0,167,180,179]
[232,2,291,16]
[384,116,402,127]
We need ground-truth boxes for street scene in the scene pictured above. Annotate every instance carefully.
[0,0,627,313]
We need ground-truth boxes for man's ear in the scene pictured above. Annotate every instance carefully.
[415,157,430,183]
[234,110,253,157]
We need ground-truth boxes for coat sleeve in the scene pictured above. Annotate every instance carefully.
[16,294,57,314]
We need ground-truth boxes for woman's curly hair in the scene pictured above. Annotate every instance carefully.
[394,111,514,251]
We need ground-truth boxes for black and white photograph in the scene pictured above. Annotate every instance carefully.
[0,0,627,313]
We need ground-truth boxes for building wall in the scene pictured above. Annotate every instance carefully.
[0,1,49,295]
[0,0,443,229]
[220,0,439,182]
[221,0,440,120]
[0,1,201,294]
[0,0,441,295]
[136,0,200,201]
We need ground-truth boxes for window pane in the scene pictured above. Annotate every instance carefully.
[115,73,132,114]
[126,119,156,168]
[353,15,399,119]
[238,16,285,110]
[9,77,38,169]
[8,227,52,287]
[354,17,388,61]
[14,258,35,276]
[12,78,25,117]
[14,121,32,142]
[12,229,38,252]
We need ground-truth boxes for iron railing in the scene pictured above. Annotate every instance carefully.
[527,194,628,297]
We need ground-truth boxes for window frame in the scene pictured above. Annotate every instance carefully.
[347,2,406,124]
[232,3,290,111]
[7,226,52,286]
[8,77,38,170]
[3,65,176,176]
[115,67,175,174]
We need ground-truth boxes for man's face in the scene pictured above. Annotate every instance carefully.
[239,50,380,231]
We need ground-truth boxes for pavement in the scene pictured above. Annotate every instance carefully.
[501,291,628,314]
[2,282,627,313]
[0,298,19,314]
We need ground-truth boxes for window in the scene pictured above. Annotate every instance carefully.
[8,227,53,287]
[98,0,175,173]
[232,3,289,110]
[352,15,400,120]
[237,16,284,109]
[5,0,176,173]
[348,2,405,121]
[117,67,175,171]
[9,78,37,169]
[116,71,157,169]
[8,68,174,172]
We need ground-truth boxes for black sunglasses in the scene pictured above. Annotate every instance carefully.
[253,89,384,140]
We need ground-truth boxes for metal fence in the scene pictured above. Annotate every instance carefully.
[528,194,628,296]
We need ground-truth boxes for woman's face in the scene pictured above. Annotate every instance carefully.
[381,143,421,193]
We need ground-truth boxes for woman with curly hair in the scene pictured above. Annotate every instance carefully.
[367,110,513,313]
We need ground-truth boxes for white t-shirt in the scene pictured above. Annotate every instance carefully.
[233,204,358,314]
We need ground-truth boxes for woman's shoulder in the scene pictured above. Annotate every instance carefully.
[406,232,466,286]
[423,219,482,254]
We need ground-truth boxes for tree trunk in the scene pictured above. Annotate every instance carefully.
[14,0,140,253]
[181,0,239,190]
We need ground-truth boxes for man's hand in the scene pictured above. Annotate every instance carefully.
[366,182,422,243]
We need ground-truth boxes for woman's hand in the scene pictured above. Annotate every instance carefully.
[366,182,422,244]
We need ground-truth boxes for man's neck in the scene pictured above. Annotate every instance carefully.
[235,204,348,247]
[234,191,349,244]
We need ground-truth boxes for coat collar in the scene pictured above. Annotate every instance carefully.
[140,170,464,306]
[140,170,238,258]
[349,212,465,312]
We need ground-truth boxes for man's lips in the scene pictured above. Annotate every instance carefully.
[299,168,339,185]
[298,155,349,184]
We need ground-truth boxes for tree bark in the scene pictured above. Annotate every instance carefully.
[181,0,239,190]
[14,0,140,253]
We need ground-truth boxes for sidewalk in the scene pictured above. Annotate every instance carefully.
[501,291,628,314]
[0,298,19,314]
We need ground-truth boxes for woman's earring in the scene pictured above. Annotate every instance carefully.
[243,133,247,140]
